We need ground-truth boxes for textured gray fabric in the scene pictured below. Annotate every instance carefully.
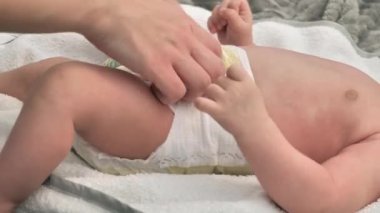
[44,175,143,213]
[180,0,380,54]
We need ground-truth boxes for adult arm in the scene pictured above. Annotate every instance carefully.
[0,0,224,104]
[0,0,93,32]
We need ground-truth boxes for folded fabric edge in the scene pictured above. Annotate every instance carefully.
[42,175,142,213]
[254,18,380,58]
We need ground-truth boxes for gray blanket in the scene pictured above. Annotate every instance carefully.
[181,0,380,54]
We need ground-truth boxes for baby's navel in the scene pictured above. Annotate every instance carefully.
[344,89,358,101]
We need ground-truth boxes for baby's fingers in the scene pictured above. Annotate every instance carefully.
[221,0,240,10]
[203,84,225,101]
[227,63,249,81]
[207,17,217,33]
[209,5,227,32]
[207,7,218,33]
[239,0,253,22]
[195,97,221,116]
[219,8,243,29]
[216,76,233,90]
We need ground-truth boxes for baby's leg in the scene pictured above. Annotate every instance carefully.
[0,62,173,210]
[0,57,70,101]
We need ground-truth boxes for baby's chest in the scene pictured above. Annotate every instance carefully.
[267,98,358,162]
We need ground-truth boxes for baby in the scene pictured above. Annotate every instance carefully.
[1,0,380,212]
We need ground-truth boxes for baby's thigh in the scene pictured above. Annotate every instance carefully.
[44,62,174,159]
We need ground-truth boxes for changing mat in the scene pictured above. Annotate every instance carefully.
[0,5,379,213]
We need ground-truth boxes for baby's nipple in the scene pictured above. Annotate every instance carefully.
[344,89,358,101]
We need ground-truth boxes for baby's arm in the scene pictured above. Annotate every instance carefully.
[208,0,253,46]
[195,65,380,212]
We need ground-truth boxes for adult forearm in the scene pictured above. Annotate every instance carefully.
[0,0,103,33]
[237,117,337,212]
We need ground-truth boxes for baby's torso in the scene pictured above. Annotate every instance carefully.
[246,46,380,162]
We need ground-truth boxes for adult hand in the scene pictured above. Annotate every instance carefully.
[84,0,225,104]
[0,0,224,104]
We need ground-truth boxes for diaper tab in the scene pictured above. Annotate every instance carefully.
[222,47,240,69]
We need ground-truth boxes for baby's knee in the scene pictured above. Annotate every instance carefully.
[31,57,73,77]
[39,57,71,65]
[30,62,89,107]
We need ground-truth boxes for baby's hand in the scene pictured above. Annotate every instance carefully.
[208,0,253,46]
[195,64,267,138]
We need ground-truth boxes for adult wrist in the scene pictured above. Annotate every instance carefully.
[74,0,109,37]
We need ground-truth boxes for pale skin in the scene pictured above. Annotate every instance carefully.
[0,1,380,213]
[0,0,224,104]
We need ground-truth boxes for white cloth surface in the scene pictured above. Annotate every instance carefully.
[0,4,378,213]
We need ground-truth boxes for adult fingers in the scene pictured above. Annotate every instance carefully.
[173,55,212,101]
[190,40,225,82]
[151,64,186,104]
[190,19,222,57]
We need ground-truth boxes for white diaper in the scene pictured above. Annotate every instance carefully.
[73,45,254,175]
